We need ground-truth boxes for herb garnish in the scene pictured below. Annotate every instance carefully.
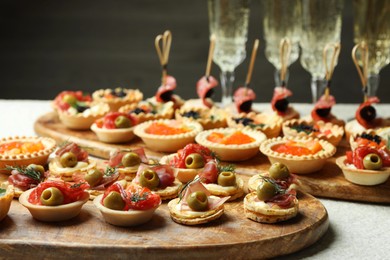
[5,166,44,182]
[290,124,318,135]
[70,182,87,189]
[259,175,285,195]
[218,164,235,173]
[0,188,6,197]
[104,166,117,176]
[129,192,149,203]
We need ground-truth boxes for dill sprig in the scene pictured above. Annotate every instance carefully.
[70,182,87,189]
[104,166,117,176]
[129,192,149,203]
[259,175,285,195]
[0,188,6,196]
[178,176,201,203]
[218,164,235,173]
[5,165,44,182]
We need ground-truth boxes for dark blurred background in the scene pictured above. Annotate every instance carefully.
[0,0,389,103]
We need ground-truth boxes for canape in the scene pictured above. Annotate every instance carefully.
[0,185,14,221]
[175,105,228,130]
[134,119,203,152]
[195,128,267,161]
[92,88,143,112]
[118,101,175,124]
[0,136,56,173]
[260,136,336,174]
[270,87,300,121]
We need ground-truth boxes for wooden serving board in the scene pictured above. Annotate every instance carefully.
[34,112,390,204]
[0,187,328,259]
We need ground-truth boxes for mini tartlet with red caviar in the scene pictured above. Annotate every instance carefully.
[0,185,14,221]
[107,148,150,181]
[19,180,90,222]
[227,112,283,138]
[260,136,336,174]
[195,128,267,161]
[0,136,56,173]
[336,141,390,186]
[48,142,96,181]
[196,161,245,201]
[93,182,161,227]
[53,91,110,130]
[167,179,230,225]
[91,112,138,143]
[159,143,216,183]
[244,175,299,224]
[132,164,181,200]
[134,119,203,152]
[92,88,143,112]
[282,119,344,147]
[247,162,299,193]
[118,101,175,124]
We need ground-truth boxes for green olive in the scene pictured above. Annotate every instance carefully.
[27,164,45,175]
[363,153,382,170]
[187,191,209,211]
[139,169,160,190]
[185,153,205,169]
[217,171,236,187]
[256,181,277,201]
[103,191,125,210]
[121,152,141,167]
[62,94,77,106]
[114,116,132,128]
[40,187,64,206]
[84,169,103,187]
[269,162,290,179]
[60,152,78,168]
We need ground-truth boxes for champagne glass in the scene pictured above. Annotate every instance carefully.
[208,0,250,106]
[299,0,344,103]
[353,0,390,97]
[262,0,301,87]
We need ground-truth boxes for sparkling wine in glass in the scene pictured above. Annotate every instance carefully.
[299,0,344,103]
[262,0,301,87]
[208,0,250,106]
[353,0,390,97]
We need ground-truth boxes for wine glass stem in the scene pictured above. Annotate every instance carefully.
[310,77,327,103]
[367,74,380,97]
[274,68,289,87]
[220,70,235,106]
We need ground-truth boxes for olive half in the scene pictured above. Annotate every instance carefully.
[114,116,132,128]
[269,162,290,179]
[217,171,236,187]
[62,94,77,106]
[121,152,141,167]
[60,152,78,168]
[103,191,125,210]
[139,169,160,190]
[185,153,205,169]
[27,164,45,175]
[186,191,208,211]
[40,187,64,206]
[256,181,277,201]
[363,153,382,170]
[84,169,104,187]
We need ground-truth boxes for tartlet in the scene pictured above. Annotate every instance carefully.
[92,88,143,112]
[133,119,203,152]
[260,136,336,174]
[0,185,14,221]
[175,105,228,130]
[282,119,344,147]
[336,156,390,186]
[227,112,283,138]
[0,136,56,173]
[118,101,175,124]
[195,128,267,161]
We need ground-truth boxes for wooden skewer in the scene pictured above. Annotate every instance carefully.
[205,34,216,79]
[352,41,369,102]
[155,30,172,85]
[322,42,341,97]
[245,39,260,87]
[279,38,291,86]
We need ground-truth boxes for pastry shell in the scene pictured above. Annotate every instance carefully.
[0,185,14,221]
[167,196,224,225]
[0,136,57,174]
[90,123,136,143]
[335,156,390,186]
[260,136,336,174]
[227,112,283,138]
[243,192,299,223]
[58,103,110,130]
[160,153,201,183]
[48,159,97,181]
[93,194,160,227]
[282,119,344,147]
[277,106,300,122]
[344,119,390,142]
[133,119,203,153]
[175,106,228,130]
[19,188,89,222]
[119,101,175,124]
[195,128,267,161]
[92,88,143,112]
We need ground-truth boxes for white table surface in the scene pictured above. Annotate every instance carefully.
[1,99,389,259]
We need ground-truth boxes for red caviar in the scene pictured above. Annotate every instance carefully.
[145,122,190,135]
[272,140,323,156]
[207,131,255,145]
[0,141,45,155]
